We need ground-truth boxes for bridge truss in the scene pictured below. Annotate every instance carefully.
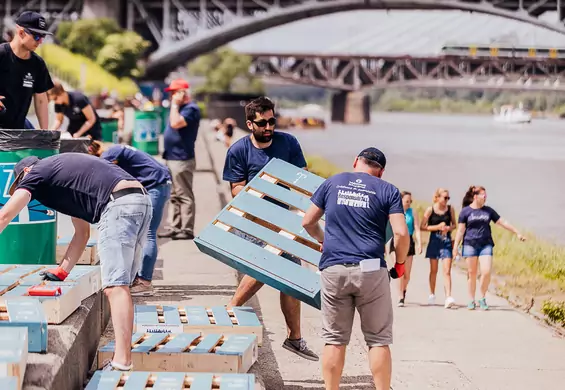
[248,53,565,91]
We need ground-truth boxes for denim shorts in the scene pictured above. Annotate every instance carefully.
[231,229,301,265]
[425,233,452,260]
[462,244,493,257]
[97,193,153,288]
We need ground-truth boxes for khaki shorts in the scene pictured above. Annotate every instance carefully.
[321,265,393,347]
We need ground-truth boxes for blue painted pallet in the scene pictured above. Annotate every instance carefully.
[98,332,258,373]
[0,327,28,390]
[85,372,257,389]
[195,158,325,309]
[56,236,99,265]
[0,299,47,352]
[134,305,263,345]
[0,377,18,390]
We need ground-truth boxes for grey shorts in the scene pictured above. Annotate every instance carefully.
[321,265,393,347]
[97,193,153,289]
[231,229,301,265]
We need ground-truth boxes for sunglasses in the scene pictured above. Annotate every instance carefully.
[24,29,46,41]
[252,118,276,127]
[442,196,450,200]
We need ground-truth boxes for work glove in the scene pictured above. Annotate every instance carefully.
[389,262,405,279]
[40,267,69,281]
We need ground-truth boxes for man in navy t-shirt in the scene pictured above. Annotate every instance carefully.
[302,147,409,390]
[0,153,152,372]
[159,78,200,240]
[222,96,318,361]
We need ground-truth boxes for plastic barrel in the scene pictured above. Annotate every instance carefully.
[0,130,60,265]
[158,107,169,134]
[99,117,118,143]
[132,111,160,155]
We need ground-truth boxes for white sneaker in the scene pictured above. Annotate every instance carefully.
[444,296,455,309]
[428,294,436,305]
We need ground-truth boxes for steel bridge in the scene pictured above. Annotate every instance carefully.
[247,52,565,91]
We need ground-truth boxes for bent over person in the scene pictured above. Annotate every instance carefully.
[302,148,409,390]
[0,153,152,372]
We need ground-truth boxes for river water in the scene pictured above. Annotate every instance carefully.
[287,112,565,244]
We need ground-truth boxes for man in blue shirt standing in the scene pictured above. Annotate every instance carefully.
[158,79,200,240]
[302,148,409,390]
[222,96,319,361]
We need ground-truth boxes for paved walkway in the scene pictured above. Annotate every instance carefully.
[139,127,565,390]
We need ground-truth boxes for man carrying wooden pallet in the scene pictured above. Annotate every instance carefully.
[302,148,409,390]
[222,96,319,361]
[0,153,152,372]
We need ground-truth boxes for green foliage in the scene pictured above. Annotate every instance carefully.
[56,18,120,59]
[196,102,207,119]
[188,47,264,94]
[542,300,565,327]
[96,32,151,78]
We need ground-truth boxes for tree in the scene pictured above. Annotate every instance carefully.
[187,47,264,94]
[96,32,151,78]
[56,18,120,59]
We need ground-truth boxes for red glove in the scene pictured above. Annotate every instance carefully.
[40,267,69,282]
[389,262,405,279]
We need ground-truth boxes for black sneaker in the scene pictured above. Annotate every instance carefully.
[282,338,319,361]
[157,229,177,238]
[398,298,405,307]
[173,231,194,240]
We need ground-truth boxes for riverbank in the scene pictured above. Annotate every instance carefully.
[306,155,565,330]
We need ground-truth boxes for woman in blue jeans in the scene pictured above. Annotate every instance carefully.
[89,141,171,296]
[453,186,526,310]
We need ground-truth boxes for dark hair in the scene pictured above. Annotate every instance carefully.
[462,185,486,207]
[245,97,275,121]
[358,156,383,169]
[401,191,412,198]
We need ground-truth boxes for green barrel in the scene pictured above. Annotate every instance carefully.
[132,111,160,155]
[0,130,60,265]
[159,107,169,134]
[99,117,119,143]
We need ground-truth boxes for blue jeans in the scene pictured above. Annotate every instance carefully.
[98,193,153,288]
[462,244,494,257]
[139,183,171,281]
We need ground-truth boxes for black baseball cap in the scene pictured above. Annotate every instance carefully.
[15,11,52,36]
[9,156,39,195]
[358,147,386,169]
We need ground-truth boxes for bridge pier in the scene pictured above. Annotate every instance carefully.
[331,91,371,125]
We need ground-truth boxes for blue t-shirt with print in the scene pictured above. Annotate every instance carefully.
[101,145,171,191]
[458,206,501,247]
[310,172,404,270]
[163,102,201,161]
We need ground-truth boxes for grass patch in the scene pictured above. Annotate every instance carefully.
[542,300,565,327]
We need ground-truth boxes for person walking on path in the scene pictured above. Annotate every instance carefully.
[389,191,422,307]
[0,153,152,372]
[302,147,409,390]
[453,185,526,310]
[222,96,319,361]
[89,141,171,296]
[48,81,102,140]
[0,11,53,130]
[421,188,457,308]
[158,79,201,240]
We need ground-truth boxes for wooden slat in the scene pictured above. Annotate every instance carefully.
[217,334,256,356]
[259,158,324,194]
[0,378,18,390]
[190,334,223,354]
[231,307,261,328]
[190,374,214,389]
[85,372,256,389]
[162,305,183,325]
[153,372,186,389]
[210,307,232,327]
[248,177,316,215]
[131,334,169,353]
[122,372,151,389]
[0,299,47,353]
[184,306,210,325]
[155,333,200,354]
[0,327,28,390]
[217,374,255,390]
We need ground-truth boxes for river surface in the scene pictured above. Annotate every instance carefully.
[285,112,565,245]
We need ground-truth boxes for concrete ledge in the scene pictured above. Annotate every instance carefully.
[23,292,110,390]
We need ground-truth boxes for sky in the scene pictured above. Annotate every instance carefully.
[229,10,565,56]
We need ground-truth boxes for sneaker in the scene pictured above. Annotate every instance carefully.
[282,338,319,361]
[130,279,154,297]
[478,298,489,310]
[157,229,177,238]
[428,294,436,305]
[444,296,455,309]
[467,301,476,310]
[173,231,195,240]
[398,298,405,307]
[101,359,133,372]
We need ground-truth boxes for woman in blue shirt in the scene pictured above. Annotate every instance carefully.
[453,185,526,311]
[388,191,422,307]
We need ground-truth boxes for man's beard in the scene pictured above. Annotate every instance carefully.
[253,130,273,143]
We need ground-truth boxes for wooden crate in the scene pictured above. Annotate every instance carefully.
[0,377,17,390]
[0,299,47,352]
[56,236,99,265]
[0,327,28,390]
[195,158,325,309]
[134,305,263,345]
[86,372,257,390]
[98,332,258,373]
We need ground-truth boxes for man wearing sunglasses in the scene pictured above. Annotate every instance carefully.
[0,11,53,130]
[222,96,319,361]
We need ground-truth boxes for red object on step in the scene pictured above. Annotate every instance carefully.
[27,285,62,296]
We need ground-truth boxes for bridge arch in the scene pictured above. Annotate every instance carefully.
[146,0,565,78]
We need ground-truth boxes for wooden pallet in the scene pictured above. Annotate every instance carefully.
[86,372,257,390]
[0,377,17,390]
[0,299,47,353]
[98,332,258,373]
[56,236,99,265]
[0,327,28,390]
[134,305,263,345]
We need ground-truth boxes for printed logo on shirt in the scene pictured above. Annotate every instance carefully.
[337,189,370,209]
[348,178,367,189]
[468,213,490,222]
[23,73,34,88]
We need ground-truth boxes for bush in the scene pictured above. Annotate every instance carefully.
[96,32,151,79]
[542,300,565,327]
[56,18,120,59]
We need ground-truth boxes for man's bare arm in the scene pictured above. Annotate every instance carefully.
[230,181,247,198]
[59,217,91,273]
[0,190,31,234]
[302,204,325,245]
[34,92,50,129]
[389,213,409,264]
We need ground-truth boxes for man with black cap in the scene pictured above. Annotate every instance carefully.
[0,11,53,130]
[301,147,409,390]
[0,153,152,372]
